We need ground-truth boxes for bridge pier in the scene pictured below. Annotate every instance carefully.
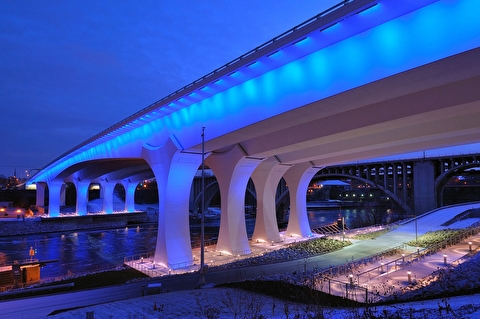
[284,163,320,237]
[47,181,63,217]
[75,181,89,216]
[101,181,116,214]
[35,182,47,208]
[251,158,290,243]
[122,181,137,212]
[143,138,203,269]
[413,161,436,214]
[206,145,265,256]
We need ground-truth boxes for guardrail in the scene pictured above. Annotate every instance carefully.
[0,282,74,295]
[314,225,480,303]
[0,258,39,267]
[315,276,370,303]
[316,245,405,280]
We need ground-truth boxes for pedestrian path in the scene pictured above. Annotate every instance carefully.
[124,231,318,277]
[315,232,480,303]
[126,202,480,300]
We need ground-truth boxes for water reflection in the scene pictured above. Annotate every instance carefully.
[0,226,158,279]
[0,207,393,279]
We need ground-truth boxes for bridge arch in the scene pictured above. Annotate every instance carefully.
[191,178,220,215]
[312,173,413,215]
[436,162,480,207]
[191,176,290,224]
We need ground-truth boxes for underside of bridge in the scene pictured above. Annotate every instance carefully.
[200,47,480,167]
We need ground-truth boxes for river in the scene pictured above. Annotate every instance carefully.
[0,207,394,279]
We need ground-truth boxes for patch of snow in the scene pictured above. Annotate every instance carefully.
[38,288,480,319]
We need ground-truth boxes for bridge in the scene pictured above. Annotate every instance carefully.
[29,0,480,269]
[188,152,480,219]
[314,153,480,215]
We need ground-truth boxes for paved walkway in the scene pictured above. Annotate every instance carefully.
[125,231,317,276]
[126,203,480,300]
[315,232,480,302]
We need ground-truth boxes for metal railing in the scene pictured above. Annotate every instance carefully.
[315,276,370,303]
[313,225,480,303]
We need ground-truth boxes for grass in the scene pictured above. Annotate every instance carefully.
[0,267,148,301]
[214,238,352,269]
[406,229,464,248]
[219,280,362,308]
[351,228,391,240]
[63,267,149,290]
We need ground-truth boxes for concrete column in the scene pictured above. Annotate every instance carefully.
[413,161,436,214]
[59,184,66,206]
[35,182,46,207]
[120,181,137,212]
[206,145,265,256]
[284,163,321,238]
[250,158,292,243]
[102,182,116,214]
[143,137,203,269]
[76,181,89,216]
[47,181,63,217]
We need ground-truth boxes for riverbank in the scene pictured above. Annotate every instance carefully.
[16,225,480,318]
[0,212,156,236]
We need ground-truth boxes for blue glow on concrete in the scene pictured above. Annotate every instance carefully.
[242,78,258,101]
[293,37,309,47]
[266,50,281,58]
[320,22,338,34]
[31,0,480,184]
[357,3,379,16]
[163,0,480,151]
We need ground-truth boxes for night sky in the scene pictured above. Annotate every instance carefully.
[0,0,341,178]
[1,1,478,179]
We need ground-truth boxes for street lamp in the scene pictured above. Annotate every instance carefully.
[198,127,207,287]
[414,212,418,243]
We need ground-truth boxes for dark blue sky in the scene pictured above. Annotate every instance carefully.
[0,1,339,178]
[2,1,478,179]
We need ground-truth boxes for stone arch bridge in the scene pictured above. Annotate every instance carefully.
[313,154,480,215]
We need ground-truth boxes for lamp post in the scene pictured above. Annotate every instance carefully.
[414,212,418,243]
[198,127,207,286]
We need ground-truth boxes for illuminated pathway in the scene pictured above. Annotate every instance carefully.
[29,0,480,269]
[124,231,319,278]
[126,202,480,279]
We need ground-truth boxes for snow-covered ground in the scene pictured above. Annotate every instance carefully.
[38,287,480,319]
[42,230,480,317]
[29,203,480,318]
